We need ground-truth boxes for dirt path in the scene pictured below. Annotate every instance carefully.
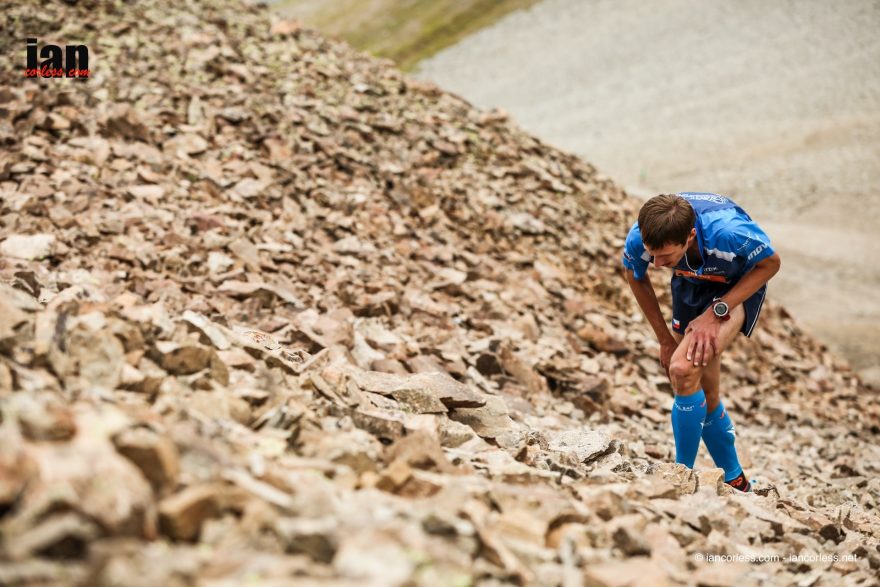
[415,0,880,384]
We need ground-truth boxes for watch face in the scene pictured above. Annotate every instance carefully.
[714,301,729,317]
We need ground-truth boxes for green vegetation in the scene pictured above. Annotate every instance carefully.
[274,0,542,70]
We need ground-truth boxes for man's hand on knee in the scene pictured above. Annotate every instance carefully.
[684,312,721,366]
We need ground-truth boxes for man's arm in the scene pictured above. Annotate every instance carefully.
[715,252,781,311]
[624,267,678,374]
[624,268,675,344]
[684,252,782,365]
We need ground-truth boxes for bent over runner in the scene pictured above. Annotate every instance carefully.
[621,192,781,492]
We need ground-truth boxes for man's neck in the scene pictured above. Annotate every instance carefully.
[687,239,702,264]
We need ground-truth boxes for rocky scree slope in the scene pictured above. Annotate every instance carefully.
[1,0,879,585]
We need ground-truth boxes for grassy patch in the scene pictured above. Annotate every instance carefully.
[273,0,542,70]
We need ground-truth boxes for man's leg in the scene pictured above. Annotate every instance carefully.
[700,355,722,414]
[699,353,749,487]
[667,305,744,470]
[668,304,744,396]
[669,308,751,489]
[673,331,721,414]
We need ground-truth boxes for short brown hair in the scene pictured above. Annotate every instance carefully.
[637,194,695,249]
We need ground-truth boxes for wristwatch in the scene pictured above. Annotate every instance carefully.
[712,297,731,321]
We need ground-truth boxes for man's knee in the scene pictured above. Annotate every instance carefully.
[669,357,701,389]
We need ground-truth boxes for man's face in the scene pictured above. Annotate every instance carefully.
[645,229,696,268]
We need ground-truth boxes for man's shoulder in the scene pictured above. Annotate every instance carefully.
[624,220,643,247]
[622,221,648,269]
[701,207,773,265]
[702,206,764,236]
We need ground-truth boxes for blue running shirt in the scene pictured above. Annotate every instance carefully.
[622,192,775,284]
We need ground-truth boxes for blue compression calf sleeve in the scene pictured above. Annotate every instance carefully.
[701,401,743,482]
[671,389,707,468]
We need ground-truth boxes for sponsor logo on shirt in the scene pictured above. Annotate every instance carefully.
[674,269,729,283]
[680,193,729,204]
[747,244,767,261]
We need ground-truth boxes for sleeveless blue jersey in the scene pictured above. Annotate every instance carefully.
[622,192,775,284]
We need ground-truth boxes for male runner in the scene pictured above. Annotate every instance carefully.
[621,193,781,492]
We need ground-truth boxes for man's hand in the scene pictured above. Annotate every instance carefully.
[685,311,721,366]
[660,337,678,376]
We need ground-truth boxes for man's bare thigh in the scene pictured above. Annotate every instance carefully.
[671,304,746,367]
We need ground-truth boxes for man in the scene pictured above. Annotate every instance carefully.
[621,192,781,492]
